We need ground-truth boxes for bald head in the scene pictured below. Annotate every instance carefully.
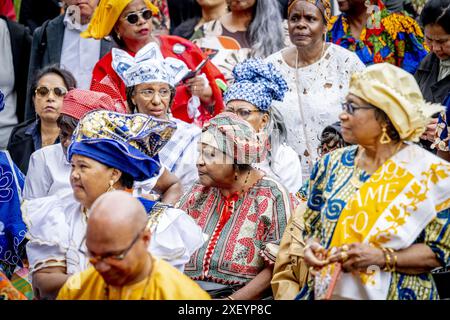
[87,191,148,244]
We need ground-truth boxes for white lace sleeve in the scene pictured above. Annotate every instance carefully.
[22,193,72,273]
[149,208,207,272]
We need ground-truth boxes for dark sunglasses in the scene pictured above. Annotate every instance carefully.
[35,86,68,98]
[341,102,373,115]
[123,9,152,25]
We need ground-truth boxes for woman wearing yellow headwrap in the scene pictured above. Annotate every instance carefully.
[296,63,450,300]
[84,0,226,126]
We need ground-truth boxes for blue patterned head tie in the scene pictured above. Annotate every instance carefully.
[0,90,4,112]
[68,110,177,181]
[223,59,288,112]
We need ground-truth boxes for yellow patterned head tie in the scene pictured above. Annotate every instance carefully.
[287,0,331,24]
[81,0,159,39]
[349,63,444,142]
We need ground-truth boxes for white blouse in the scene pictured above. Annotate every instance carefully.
[253,143,303,194]
[265,43,365,180]
[23,191,206,275]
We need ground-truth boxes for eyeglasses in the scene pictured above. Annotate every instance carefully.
[225,107,261,119]
[341,102,373,115]
[35,86,68,98]
[136,88,171,99]
[122,9,153,25]
[79,225,147,264]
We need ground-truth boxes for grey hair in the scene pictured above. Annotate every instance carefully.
[248,0,285,58]
[263,107,288,170]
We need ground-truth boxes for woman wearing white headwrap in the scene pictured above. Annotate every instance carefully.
[113,42,201,192]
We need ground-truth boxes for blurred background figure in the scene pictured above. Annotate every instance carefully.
[0,0,16,20]
[19,0,63,33]
[7,65,76,174]
[172,0,228,40]
[167,0,202,33]
[191,0,287,82]
[0,13,31,149]
[25,0,112,120]
[415,0,450,158]
[328,0,427,73]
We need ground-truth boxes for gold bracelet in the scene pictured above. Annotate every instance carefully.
[381,247,392,272]
[391,252,398,273]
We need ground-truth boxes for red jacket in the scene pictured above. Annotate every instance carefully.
[91,35,226,126]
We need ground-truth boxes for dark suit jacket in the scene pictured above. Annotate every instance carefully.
[0,16,32,124]
[25,15,114,120]
[6,119,38,174]
[19,0,61,33]
[415,53,450,104]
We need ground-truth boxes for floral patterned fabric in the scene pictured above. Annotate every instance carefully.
[296,145,450,300]
[177,177,292,285]
[327,2,428,74]
[433,94,450,152]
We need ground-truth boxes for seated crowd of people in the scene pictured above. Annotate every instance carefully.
[0,0,450,300]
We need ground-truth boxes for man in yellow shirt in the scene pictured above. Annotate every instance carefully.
[57,191,210,300]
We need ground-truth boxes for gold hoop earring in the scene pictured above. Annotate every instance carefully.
[379,125,392,144]
[107,180,116,192]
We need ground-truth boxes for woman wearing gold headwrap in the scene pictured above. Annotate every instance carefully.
[295,63,450,300]
[265,0,365,181]
[82,0,226,126]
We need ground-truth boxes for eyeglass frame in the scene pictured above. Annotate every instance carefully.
[79,224,149,263]
[134,88,172,100]
[341,101,373,115]
[122,8,153,25]
[34,86,68,98]
[224,106,264,119]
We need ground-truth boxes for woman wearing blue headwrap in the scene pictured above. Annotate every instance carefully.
[22,110,205,300]
[224,59,303,194]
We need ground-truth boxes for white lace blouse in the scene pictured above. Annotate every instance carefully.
[265,43,365,180]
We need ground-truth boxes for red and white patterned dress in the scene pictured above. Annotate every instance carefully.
[177,176,292,285]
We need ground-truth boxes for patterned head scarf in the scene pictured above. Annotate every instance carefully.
[349,63,444,142]
[68,110,177,181]
[112,42,190,88]
[200,112,267,164]
[288,0,332,24]
[223,59,288,112]
[61,89,127,120]
[80,0,159,40]
[0,90,4,112]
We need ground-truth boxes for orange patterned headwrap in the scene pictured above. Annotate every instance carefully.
[287,0,332,24]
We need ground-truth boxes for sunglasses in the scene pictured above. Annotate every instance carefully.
[123,9,153,25]
[341,102,373,115]
[35,86,68,98]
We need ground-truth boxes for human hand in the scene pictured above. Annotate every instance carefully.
[420,118,438,142]
[303,240,329,275]
[186,75,212,102]
[328,243,385,273]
